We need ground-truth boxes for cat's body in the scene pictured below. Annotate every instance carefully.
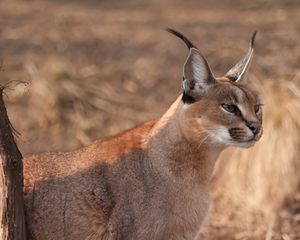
[23,29,262,240]
[24,99,215,240]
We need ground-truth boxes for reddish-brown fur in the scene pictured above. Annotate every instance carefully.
[23,31,262,240]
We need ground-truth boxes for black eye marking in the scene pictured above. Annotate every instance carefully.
[221,104,241,116]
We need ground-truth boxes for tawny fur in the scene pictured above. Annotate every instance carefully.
[24,97,217,240]
[24,82,261,239]
[23,30,262,240]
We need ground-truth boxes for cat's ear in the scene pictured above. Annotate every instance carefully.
[182,48,215,101]
[225,31,257,82]
[166,28,216,102]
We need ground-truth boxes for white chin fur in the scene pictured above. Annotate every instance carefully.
[230,140,255,148]
[210,127,232,144]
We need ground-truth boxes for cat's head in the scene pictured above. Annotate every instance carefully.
[168,28,263,148]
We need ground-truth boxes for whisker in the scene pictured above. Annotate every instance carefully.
[197,133,211,150]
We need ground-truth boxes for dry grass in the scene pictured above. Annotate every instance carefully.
[0,0,299,238]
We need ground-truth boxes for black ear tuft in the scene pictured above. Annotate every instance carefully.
[165,28,198,50]
[250,31,257,48]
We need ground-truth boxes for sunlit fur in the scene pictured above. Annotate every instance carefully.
[23,32,263,240]
[23,76,263,240]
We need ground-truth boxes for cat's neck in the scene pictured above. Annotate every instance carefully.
[148,97,225,184]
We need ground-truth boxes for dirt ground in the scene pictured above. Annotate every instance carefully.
[0,0,299,239]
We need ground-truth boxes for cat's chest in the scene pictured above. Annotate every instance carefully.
[167,183,211,239]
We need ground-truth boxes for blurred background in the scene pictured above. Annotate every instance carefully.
[0,0,299,239]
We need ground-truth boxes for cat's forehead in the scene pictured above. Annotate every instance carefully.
[208,79,260,104]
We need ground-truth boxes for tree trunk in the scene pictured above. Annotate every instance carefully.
[0,87,27,240]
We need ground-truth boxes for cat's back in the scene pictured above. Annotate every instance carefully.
[23,119,157,240]
[23,119,157,184]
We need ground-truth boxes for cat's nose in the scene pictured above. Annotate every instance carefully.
[246,122,261,135]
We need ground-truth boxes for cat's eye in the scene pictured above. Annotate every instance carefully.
[255,104,263,114]
[221,104,238,114]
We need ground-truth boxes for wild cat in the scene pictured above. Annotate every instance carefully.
[23,29,263,240]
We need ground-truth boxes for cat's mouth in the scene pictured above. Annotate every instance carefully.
[253,128,263,141]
